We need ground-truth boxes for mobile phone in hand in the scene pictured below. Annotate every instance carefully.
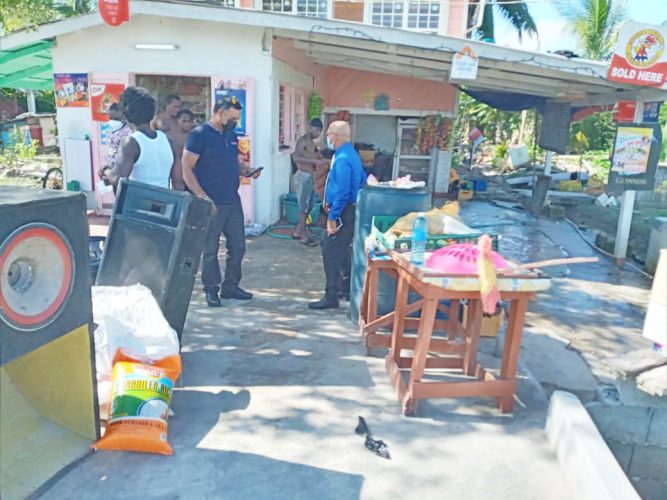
[244,166,264,178]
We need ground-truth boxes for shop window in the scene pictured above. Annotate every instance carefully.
[369,0,440,32]
[263,0,329,18]
[278,84,307,151]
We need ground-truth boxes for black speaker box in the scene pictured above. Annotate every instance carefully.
[96,179,211,340]
[0,187,99,499]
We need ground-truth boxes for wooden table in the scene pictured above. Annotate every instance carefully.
[361,249,550,415]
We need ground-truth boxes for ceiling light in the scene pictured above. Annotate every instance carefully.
[134,43,178,51]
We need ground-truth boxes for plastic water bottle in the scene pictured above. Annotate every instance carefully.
[411,212,428,265]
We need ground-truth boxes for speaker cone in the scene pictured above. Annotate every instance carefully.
[0,223,75,330]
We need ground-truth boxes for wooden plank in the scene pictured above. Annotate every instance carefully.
[390,274,410,362]
[365,333,466,354]
[412,379,516,399]
[463,299,483,376]
[397,357,464,370]
[407,298,439,386]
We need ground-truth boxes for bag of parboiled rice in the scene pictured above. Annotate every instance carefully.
[94,350,181,455]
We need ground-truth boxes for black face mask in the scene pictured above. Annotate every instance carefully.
[224,120,237,131]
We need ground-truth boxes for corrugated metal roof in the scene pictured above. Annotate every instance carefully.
[0,40,54,91]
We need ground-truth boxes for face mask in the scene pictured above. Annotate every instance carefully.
[224,119,237,131]
[326,139,335,150]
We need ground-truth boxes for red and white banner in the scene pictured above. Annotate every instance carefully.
[607,22,667,88]
[98,0,130,27]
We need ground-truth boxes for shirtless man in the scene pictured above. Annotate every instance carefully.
[153,94,181,139]
[291,118,329,246]
[170,109,194,191]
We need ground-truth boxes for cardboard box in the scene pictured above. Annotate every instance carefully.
[460,302,505,337]
[458,189,474,201]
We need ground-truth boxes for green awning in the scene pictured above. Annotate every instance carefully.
[0,40,54,91]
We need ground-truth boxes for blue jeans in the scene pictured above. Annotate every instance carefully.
[201,202,246,293]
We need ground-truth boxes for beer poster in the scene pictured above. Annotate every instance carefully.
[608,123,662,191]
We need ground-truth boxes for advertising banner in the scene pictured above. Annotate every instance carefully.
[90,83,125,121]
[607,22,667,87]
[54,73,89,107]
[608,123,662,191]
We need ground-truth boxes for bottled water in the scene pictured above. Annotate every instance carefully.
[411,212,428,265]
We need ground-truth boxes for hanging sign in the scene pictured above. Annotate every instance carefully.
[608,123,662,191]
[98,0,130,27]
[607,22,667,87]
[450,46,479,81]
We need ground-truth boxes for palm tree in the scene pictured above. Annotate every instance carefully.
[555,0,628,60]
[468,0,538,42]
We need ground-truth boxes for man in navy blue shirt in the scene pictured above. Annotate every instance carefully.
[309,121,366,310]
[182,97,261,307]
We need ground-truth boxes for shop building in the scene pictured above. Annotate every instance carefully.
[2,1,661,225]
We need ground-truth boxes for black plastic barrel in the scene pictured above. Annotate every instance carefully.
[350,186,431,322]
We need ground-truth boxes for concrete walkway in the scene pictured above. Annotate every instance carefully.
[41,217,570,499]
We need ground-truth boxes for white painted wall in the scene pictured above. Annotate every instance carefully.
[52,14,278,224]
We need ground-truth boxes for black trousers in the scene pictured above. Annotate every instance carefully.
[202,202,246,293]
[321,204,355,300]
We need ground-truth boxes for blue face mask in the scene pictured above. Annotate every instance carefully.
[326,139,335,150]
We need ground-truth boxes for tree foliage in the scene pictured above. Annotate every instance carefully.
[555,0,628,60]
[469,0,538,42]
[0,0,95,34]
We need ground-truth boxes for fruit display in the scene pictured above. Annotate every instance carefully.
[415,114,452,154]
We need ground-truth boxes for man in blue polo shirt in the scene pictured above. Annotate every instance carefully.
[309,120,366,310]
[181,97,261,307]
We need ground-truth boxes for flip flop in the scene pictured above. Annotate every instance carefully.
[291,234,301,240]
[300,238,319,247]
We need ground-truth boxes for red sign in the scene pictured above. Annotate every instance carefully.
[98,0,130,27]
[613,101,638,123]
[607,22,667,87]
[90,83,125,121]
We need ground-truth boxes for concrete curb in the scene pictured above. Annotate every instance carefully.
[545,391,640,500]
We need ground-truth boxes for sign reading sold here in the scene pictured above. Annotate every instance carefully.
[607,22,667,88]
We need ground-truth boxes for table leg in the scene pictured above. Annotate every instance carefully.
[498,297,529,413]
[360,259,372,326]
[405,296,438,415]
[463,299,483,376]
[390,273,410,364]
[447,299,459,341]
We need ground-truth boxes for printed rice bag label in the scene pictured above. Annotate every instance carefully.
[94,351,181,455]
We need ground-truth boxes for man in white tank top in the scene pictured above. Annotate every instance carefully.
[99,87,184,191]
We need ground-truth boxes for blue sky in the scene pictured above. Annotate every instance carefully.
[493,0,667,54]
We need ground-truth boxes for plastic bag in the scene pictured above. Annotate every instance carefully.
[94,350,181,455]
[92,285,180,408]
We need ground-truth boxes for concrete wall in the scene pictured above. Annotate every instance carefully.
[320,67,457,112]
[52,14,277,224]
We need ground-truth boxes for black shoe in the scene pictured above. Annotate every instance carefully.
[220,287,253,300]
[205,290,222,307]
[308,296,339,310]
